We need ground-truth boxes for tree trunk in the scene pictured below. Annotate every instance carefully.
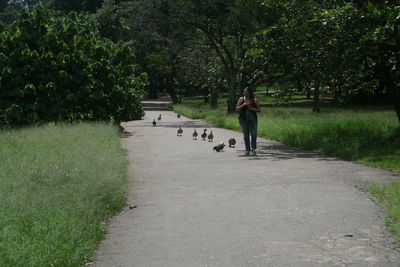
[333,83,338,101]
[210,77,220,108]
[203,86,209,103]
[185,86,190,97]
[165,84,179,104]
[313,82,320,113]
[227,90,237,113]
[226,74,237,113]
[296,81,304,93]
[334,84,342,103]
[380,65,400,123]
[210,88,218,108]
[395,105,400,123]
[306,88,311,99]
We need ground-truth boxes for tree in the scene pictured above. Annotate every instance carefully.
[0,0,7,12]
[362,1,400,122]
[45,0,104,13]
[96,0,201,103]
[0,1,22,24]
[95,0,139,42]
[252,0,400,123]
[173,0,273,112]
[0,5,146,126]
[254,1,344,112]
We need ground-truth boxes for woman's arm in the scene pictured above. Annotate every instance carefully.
[248,98,261,112]
[236,97,246,112]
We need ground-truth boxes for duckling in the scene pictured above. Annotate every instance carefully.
[152,119,156,126]
[201,129,207,141]
[177,114,181,119]
[157,114,161,121]
[177,126,183,136]
[207,130,214,142]
[213,142,225,152]
[228,138,236,148]
[192,129,198,140]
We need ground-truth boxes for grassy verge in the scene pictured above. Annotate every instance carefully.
[370,183,400,243]
[174,98,400,242]
[0,123,128,266]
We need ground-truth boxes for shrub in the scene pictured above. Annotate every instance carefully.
[0,5,146,126]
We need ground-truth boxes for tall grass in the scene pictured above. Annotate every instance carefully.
[258,108,399,166]
[0,123,128,266]
[371,183,400,243]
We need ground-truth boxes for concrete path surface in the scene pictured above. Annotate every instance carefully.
[93,109,400,267]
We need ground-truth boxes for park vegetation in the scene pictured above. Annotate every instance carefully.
[1,1,399,121]
[0,4,146,126]
[0,0,399,262]
[0,123,128,266]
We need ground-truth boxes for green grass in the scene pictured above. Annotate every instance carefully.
[0,123,128,266]
[371,183,400,243]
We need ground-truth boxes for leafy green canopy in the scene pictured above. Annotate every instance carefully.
[0,5,146,126]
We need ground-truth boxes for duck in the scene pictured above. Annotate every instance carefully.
[152,119,156,126]
[213,142,225,152]
[192,129,198,140]
[207,130,214,142]
[177,114,181,119]
[157,114,161,121]
[201,129,207,141]
[177,126,183,136]
[228,138,236,148]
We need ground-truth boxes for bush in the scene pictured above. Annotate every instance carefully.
[0,5,146,126]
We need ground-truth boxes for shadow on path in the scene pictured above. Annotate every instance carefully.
[247,142,339,162]
[134,120,213,129]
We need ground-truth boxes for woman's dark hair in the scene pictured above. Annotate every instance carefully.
[245,87,255,99]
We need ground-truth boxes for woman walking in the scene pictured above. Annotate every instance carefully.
[236,87,261,156]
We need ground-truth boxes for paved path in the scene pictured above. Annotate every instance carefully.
[93,107,400,266]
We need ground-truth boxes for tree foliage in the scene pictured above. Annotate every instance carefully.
[172,0,273,112]
[0,5,146,126]
[45,0,104,13]
[1,0,399,123]
[252,0,400,121]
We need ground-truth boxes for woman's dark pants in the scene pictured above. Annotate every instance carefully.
[239,119,258,152]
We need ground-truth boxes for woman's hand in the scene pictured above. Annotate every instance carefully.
[236,97,246,112]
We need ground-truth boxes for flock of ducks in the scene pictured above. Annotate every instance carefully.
[153,113,237,152]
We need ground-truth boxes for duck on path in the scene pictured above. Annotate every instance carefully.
[228,138,236,148]
[213,142,225,152]
[152,119,156,126]
[207,130,214,142]
[192,129,198,140]
[201,129,207,141]
[177,126,183,136]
